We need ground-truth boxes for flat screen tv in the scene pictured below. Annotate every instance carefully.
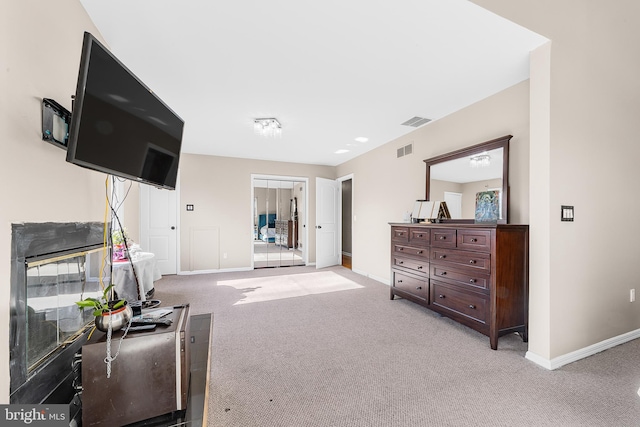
[66,32,184,190]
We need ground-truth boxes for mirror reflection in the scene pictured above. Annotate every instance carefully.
[26,249,106,371]
[430,147,503,219]
[425,135,510,222]
[253,178,306,268]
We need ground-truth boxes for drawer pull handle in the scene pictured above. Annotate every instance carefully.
[399,247,404,251]
[440,271,447,275]
[398,261,404,265]
[470,238,477,243]
[469,260,476,264]
[416,250,423,254]
[469,278,476,283]
[468,304,476,309]
[397,280,403,283]
[417,266,423,270]
[416,286,422,290]
[439,236,446,240]
[417,234,423,238]
[439,255,446,259]
[438,294,445,299]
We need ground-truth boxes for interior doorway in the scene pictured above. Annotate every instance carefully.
[341,178,352,269]
[252,175,307,268]
[443,191,462,220]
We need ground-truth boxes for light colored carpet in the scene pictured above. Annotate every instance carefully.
[153,266,640,426]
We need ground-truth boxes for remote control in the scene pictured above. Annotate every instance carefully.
[131,318,172,326]
[128,324,156,332]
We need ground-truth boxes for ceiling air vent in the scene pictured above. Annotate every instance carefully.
[401,116,431,127]
[397,143,413,158]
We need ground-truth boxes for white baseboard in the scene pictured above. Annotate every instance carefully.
[351,268,390,286]
[526,327,640,370]
[178,266,253,275]
[369,273,389,285]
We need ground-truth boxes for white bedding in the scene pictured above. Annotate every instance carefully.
[261,225,276,240]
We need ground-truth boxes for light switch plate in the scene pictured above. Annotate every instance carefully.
[561,205,574,221]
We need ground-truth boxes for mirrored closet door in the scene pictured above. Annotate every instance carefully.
[253,177,306,268]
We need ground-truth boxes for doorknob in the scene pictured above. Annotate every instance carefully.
[316,225,322,229]
[171,226,176,230]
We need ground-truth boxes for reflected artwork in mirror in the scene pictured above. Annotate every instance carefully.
[424,135,511,223]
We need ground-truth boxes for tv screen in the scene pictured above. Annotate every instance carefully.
[66,32,184,190]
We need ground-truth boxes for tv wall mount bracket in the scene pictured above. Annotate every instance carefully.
[41,98,71,150]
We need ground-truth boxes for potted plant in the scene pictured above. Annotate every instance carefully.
[76,284,133,332]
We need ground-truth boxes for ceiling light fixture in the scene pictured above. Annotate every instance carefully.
[354,137,369,143]
[470,153,491,168]
[334,149,350,154]
[254,118,282,138]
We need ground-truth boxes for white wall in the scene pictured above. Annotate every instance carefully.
[1,1,110,402]
[474,0,640,363]
[336,80,530,282]
[178,154,335,271]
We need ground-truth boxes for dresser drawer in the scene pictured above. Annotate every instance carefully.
[391,226,410,243]
[431,248,491,272]
[430,264,490,290]
[393,257,428,275]
[430,228,457,248]
[431,281,487,324]
[393,271,428,301]
[457,229,492,252]
[409,228,430,245]
[393,244,429,260]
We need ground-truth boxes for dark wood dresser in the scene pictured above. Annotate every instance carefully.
[390,222,528,349]
[275,219,297,249]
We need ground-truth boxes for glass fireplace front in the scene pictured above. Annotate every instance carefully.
[10,222,108,404]
[25,249,109,373]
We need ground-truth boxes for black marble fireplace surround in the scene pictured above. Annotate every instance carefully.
[9,222,107,404]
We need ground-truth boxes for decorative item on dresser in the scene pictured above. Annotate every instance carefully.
[389,222,528,350]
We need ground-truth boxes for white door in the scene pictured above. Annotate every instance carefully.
[140,184,178,275]
[444,191,463,219]
[315,177,340,269]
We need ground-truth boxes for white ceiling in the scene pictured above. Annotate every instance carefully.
[79,0,546,167]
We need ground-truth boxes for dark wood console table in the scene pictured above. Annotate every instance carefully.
[80,310,213,426]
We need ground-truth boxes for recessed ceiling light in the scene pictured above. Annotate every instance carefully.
[354,137,368,143]
[334,149,350,154]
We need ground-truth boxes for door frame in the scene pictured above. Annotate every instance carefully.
[337,173,354,264]
[251,174,309,269]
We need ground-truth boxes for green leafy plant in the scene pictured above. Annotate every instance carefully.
[75,284,125,316]
[112,228,129,246]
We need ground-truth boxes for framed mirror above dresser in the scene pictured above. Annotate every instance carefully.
[424,135,511,223]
